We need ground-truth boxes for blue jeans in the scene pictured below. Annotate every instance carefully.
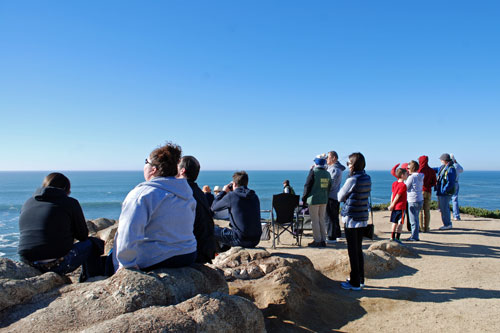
[31,239,99,282]
[451,183,460,219]
[408,201,423,240]
[214,226,258,248]
[438,195,452,227]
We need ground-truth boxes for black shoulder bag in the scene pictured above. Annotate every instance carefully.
[363,194,375,240]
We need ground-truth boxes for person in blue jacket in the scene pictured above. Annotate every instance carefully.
[211,171,262,249]
[433,153,457,230]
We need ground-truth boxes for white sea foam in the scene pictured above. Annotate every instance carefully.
[0,233,19,248]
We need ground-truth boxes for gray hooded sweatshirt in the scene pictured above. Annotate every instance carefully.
[327,161,346,199]
[113,177,197,270]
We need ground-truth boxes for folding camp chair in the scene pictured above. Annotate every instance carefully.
[271,193,302,248]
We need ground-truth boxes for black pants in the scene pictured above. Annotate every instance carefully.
[345,227,364,287]
[326,198,341,239]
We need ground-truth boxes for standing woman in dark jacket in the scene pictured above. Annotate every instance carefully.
[18,173,102,282]
[337,153,371,290]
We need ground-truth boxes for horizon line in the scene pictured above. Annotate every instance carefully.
[1,169,500,172]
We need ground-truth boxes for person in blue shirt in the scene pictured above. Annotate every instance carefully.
[433,153,457,230]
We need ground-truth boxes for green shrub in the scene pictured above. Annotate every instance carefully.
[372,203,390,211]
[372,201,499,219]
[459,206,500,219]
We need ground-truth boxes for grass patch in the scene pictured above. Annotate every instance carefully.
[372,201,500,219]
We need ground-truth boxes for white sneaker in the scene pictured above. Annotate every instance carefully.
[439,225,453,230]
[336,238,343,242]
[346,278,365,288]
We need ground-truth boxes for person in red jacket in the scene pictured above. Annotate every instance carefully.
[418,155,437,232]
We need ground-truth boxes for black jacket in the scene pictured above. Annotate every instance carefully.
[188,181,216,263]
[204,192,215,207]
[212,186,261,244]
[18,187,88,261]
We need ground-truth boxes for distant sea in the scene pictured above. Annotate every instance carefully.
[1,170,499,260]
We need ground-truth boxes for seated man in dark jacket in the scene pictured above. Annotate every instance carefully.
[177,156,216,264]
[211,171,262,248]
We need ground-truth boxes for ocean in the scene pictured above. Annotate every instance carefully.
[1,170,499,260]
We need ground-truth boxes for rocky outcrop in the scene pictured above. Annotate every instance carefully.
[1,265,230,332]
[213,247,319,316]
[368,239,419,257]
[0,272,66,311]
[313,248,401,281]
[81,293,265,333]
[0,258,41,280]
[86,217,116,235]
[96,224,118,255]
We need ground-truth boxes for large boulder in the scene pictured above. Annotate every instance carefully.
[1,265,228,332]
[213,248,319,316]
[368,240,419,258]
[86,218,116,235]
[0,258,41,280]
[0,272,66,311]
[304,248,401,281]
[96,224,118,254]
[81,292,266,333]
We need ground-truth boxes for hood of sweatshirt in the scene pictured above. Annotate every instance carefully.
[334,161,346,171]
[135,177,193,201]
[233,186,257,200]
[34,187,67,201]
[419,155,429,168]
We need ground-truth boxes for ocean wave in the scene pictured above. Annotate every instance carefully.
[0,233,19,249]
[0,241,19,249]
[0,204,21,211]
[80,201,123,208]
[0,232,19,240]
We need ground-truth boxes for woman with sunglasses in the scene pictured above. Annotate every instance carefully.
[337,152,372,290]
[112,142,197,271]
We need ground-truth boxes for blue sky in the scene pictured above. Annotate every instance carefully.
[1,1,499,171]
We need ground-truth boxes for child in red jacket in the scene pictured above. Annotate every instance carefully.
[388,168,408,243]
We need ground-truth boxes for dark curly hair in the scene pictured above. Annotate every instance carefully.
[149,142,182,177]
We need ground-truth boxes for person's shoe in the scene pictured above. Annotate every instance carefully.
[439,225,453,230]
[336,237,343,242]
[453,217,461,221]
[308,241,321,247]
[393,239,403,244]
[347,278,365,288]
[341,281,361,291]
[326,239,337,244]
[319,241,326,247]
[406,237,420,241]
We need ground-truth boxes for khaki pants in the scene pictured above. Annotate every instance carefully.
[419,191,432,232]
[309,204,327,242]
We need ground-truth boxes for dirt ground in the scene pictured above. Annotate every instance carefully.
[257,210,500,332]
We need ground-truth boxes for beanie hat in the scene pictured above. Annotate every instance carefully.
[439,153,452,162]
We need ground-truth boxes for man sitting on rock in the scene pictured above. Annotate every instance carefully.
[211,171,262,249]
[177,155,217,264]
